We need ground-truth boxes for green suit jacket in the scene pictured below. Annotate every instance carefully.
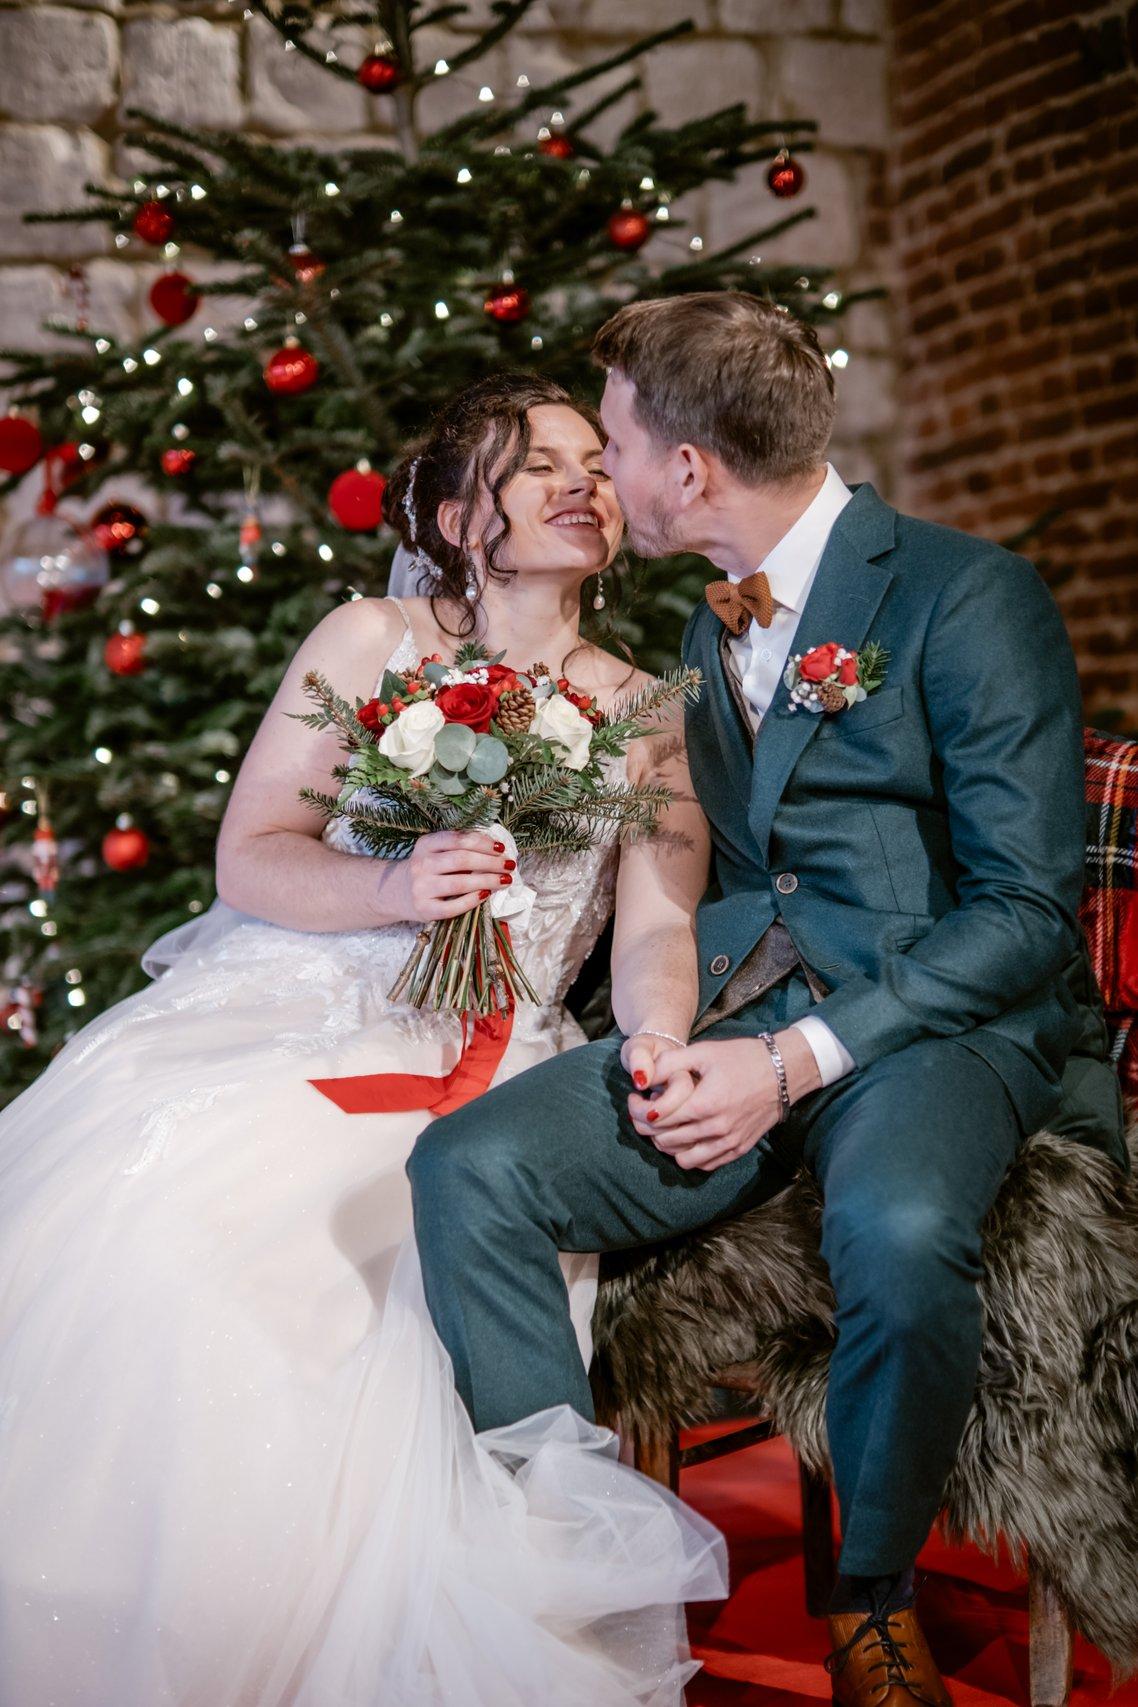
[681,481,1127,1169]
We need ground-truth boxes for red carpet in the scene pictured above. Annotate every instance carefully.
[681,1425,1136,1707]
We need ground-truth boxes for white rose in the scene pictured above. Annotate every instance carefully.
[378,699,446,775]
[533,693,593,771]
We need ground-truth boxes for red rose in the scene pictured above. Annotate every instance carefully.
[799,642,842,682]
[838,653,859,686]
[435,682,495,733]
[357,698,384,731]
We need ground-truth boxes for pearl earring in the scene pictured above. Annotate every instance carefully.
[592,571,606,612]
[464,570,479,601]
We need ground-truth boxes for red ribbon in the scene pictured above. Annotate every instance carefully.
[308,925,516,1116]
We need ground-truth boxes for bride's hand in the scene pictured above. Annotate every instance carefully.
[377,831,515,923]
[620,1032,698,1126]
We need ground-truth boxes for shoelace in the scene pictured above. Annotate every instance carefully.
[824,1611,942,1707]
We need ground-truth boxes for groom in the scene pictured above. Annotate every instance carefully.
[408,292,1125,1702]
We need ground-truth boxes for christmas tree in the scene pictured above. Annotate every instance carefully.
[0,0,868,1104]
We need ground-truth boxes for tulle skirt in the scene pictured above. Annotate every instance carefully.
[0,913,727,1704]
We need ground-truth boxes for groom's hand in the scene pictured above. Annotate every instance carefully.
[627,1031,820,1172]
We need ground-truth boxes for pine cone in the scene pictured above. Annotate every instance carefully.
[530,661,550,679]
[495,685,536,733]
[817,680,848,714]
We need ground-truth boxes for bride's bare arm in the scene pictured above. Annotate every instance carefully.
[610,702,710,1069]
[215,600,510,932]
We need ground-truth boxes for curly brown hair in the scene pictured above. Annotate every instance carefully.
[383,372,622,642]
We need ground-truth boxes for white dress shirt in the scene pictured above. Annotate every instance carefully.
[722,462,857,1089]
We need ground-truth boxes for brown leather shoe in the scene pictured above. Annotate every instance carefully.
[826,1606,952,1707]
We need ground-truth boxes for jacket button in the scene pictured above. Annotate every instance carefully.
[775,872,799,895]
[709,953,731,976]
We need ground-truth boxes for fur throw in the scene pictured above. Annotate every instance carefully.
[592,1124,1138,1670]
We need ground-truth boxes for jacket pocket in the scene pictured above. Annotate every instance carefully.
[817,684,905,738]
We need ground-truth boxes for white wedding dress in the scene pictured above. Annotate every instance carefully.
[0,605,727,1706]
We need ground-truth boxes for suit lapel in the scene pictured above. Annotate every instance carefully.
[747,485,896,865]
[691,602,754,808]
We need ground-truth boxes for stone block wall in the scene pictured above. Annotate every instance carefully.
[889,0,1138,727]
[0,0,894,509]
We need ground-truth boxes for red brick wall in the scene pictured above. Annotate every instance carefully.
[889,0,1138,730]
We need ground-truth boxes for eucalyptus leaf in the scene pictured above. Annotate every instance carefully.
[379,670,408,702]
[429,766,468,796]
[467,735,509,784]
[434,722,477,771]
[423,661,451,686]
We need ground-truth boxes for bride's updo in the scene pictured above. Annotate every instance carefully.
[384,372,605,639]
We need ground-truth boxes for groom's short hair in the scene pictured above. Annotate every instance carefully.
[592,291,836,484]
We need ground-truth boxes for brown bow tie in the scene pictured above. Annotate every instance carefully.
[705,569,775,635]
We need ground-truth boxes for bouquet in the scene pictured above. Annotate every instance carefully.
[294,641,701,1019]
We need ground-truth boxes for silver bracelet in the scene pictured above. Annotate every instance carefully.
[625,1027,687,1050]
[757,1030,791,1123]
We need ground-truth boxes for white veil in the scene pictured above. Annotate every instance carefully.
[140,897,262,979]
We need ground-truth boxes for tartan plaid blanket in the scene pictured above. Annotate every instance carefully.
[1080,727,1138,1102]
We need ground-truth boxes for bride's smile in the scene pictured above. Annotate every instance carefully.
[446,401,624,582]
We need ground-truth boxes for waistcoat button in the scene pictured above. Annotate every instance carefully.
[775,872,799,895]
[709,953,731,976]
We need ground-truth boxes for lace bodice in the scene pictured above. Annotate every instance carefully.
[319,598,622,1018]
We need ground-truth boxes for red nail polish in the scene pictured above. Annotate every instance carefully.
[500,874,512,885]
[479,889,491,900]
[493,841,505,853]
[646,1110,659,1123]
[633,1070,648,1089]
[504,858,516,871]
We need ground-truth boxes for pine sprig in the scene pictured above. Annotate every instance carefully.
[858,641,890,693]
[291,669,374,744]
[592,666,703,751]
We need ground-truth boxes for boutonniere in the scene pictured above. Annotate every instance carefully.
[784,640,889,715]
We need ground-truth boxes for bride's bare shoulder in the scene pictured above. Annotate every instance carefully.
[302,594,406,652]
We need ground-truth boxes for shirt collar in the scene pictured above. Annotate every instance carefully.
[727,463,852,614]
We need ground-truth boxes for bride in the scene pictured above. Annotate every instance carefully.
[0,373,726,1705]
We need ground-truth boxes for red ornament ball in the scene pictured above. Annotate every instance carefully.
[767,153,806,198]
[263,342,320,395]
[161,446,196,477]
[483,282,531,324]
[539,134,574,159]
[287,243,326,285]
[606,207,651,252]
[133,199,175,246]
[91,501,148,558]
[357,52,401,92]
[148,270,201,327]
[102,824,151,872]
[328,466,387,531]
[103,630,146,676]
[0,413,43,476]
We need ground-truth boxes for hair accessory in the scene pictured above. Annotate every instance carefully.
[400,454,438,584]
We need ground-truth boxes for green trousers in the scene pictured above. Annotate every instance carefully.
[408,975,1022,1576]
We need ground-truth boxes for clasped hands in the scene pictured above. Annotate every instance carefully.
[619,1028,822,1172]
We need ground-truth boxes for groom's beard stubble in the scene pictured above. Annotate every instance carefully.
[624,496,683,560]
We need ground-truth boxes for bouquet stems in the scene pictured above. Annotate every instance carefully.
[389,902,540,1015]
